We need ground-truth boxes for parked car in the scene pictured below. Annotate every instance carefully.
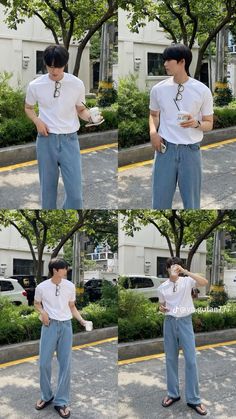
[84,279,114,302]
[119,274,166,302]
[0,277,28,305]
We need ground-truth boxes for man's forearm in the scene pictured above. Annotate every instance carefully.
[25,106,39,125]
[70,306,86,326]
[184,270,208,286]
[197,120,213,132]
[77,108,91,122]
[34,301,44,314]
[149,114,159,135]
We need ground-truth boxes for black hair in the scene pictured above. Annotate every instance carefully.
[43,45,69,68]
[162,44,192,75]
[48,258,69,276]
[166,257,185,270]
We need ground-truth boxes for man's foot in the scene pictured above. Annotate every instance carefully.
[54,405,71,418]
[187,403,207,415]
[162,396,181,407]
[35,396,54,410]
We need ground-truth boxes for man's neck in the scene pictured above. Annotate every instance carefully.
[173,73,189,85]
[51,276,62,285]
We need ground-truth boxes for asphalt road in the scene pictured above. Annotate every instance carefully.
[0,145,117,209]
[0,339,117,419]
[118,140,236,209]
[118,341,236,419]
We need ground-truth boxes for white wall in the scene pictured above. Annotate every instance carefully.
[118,8,199,91]
[0,225,61,277]
[119,217,207,277]
[0,6,90,92]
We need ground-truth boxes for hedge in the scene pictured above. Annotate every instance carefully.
[0,295,117,345]
[118,290,236,343]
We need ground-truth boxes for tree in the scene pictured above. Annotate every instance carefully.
[1,0,118,75]
[121,210,236,269]
[0,210,118,282]
[120,0,236,80]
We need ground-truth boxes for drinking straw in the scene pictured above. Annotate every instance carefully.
[82,101,90,109]
[173,98,180,111]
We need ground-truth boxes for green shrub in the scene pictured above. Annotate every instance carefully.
[0,117,37,147]
[100,282,118,308]
[214,86,233,107]
[119,119,149,148]
[213,107,236,129]
[98,86,118,107]
[118,74,149,121]
[82,303,118,328]
[209,289,229,308]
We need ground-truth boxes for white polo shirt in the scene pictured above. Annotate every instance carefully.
[149,77,214,145]
[34,278,76,321]
[25,73,85,134]
[157,276,196,318]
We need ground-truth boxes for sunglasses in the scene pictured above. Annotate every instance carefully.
[54,81,61,98]
[55,284,61,296]
[173,84,184,111]
[173,282,178,292]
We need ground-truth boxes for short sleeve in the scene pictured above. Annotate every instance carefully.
[187,276,197,289]
[69,284,76,302]
[76,81,86,107]
[157,288,165,303]
[34,285,42,302]
[201,88,214,116]
[25,83,37,106]
[149,86,160,111]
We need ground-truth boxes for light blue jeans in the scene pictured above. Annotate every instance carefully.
[39,319,73,406]
[163,315,201,405]
[152,141,202,209]
[36,132,83,209]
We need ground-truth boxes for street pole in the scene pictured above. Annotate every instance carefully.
[211,231,225,286]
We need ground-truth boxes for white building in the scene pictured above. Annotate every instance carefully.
[0,225,61,277]
[118,9,200,92]
[118,217,207,278]
[0,5,90,92]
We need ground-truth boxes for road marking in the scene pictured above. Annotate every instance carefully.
[0,143,117,173]
[118,339,236,365]
[0,336,117,369]
[118,137,236,172]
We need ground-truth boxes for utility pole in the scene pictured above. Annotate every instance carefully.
[211,231,225,286]
[215,27,228,83]
[99,22,114,89]
[72,231,84,295]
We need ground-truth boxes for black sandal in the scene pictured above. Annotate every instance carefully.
[35,396,54,410]
[187,403,207,415]
[162,396,181,407]
[54,405,71,418]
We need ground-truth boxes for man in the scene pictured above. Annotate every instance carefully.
[34,258,88,418]
[149,44,214,209]
[158,257,208,416]
[25,45,101,209]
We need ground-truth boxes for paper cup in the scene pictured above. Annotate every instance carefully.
[177,111,189,124]
[90,107,101,124]
[170,265,178,279]
[85,321,93,332]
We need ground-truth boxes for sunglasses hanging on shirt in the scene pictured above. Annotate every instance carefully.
[54,81,61,98]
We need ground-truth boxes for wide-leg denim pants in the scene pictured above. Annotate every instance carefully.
[152,141,201,209]
[36,132,83,209]
[163,314,201,405]
[39,319,73,406]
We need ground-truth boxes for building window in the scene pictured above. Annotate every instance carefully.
[147,53,165,76]
[13,259,43,275]
[36,51,47,75]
